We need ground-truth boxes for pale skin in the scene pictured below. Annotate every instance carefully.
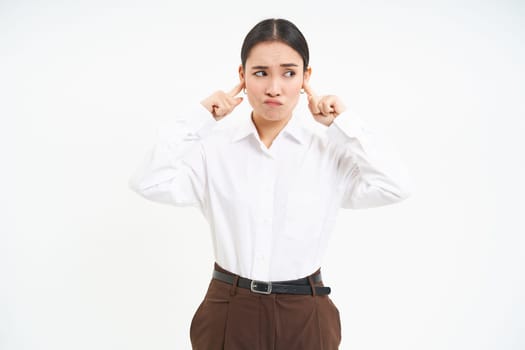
[200,41,346,148]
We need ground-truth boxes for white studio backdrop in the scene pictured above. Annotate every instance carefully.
[2,0,524,349]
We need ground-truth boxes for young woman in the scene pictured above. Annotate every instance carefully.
[129,18,411,350]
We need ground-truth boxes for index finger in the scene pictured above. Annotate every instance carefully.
[228,81,245,97]
[302,81,317,99]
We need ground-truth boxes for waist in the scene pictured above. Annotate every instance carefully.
[213,263,331,296]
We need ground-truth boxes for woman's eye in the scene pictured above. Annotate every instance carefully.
[254,71,266,77]
[284,70,296,77]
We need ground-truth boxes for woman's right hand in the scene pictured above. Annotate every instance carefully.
[201,82,244,120]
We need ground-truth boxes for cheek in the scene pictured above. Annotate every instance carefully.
[288,94,301,108]
[247,94,258,108]
[246,79,263,95]
[287,82,302,104]
[288,80,303,94]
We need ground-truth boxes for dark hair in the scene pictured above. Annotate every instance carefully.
[241,18,309,72]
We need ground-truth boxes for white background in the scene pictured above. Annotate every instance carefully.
[2,0,524,349]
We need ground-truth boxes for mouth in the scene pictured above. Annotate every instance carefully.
[263,99,283,107]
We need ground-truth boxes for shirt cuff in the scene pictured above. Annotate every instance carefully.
[325,111,367,143]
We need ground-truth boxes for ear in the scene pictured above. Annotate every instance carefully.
[238,64,245,86]
[303,66,312,87]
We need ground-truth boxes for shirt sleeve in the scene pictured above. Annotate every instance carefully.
[128,105,217,209]
[326,111,413,209]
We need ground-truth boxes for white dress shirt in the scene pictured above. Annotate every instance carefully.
[129,105,412,281]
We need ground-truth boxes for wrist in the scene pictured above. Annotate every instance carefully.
[314,116,336,127]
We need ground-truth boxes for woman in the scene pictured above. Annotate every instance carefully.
[129,18,411,350]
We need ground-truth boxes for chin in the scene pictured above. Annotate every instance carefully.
[263,114,289,122]
[257,108,292,122]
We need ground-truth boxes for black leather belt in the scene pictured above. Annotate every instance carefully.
[212,269,331,296]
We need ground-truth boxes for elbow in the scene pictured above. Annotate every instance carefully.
[127,174,177,205]
[374,185,411,207]
[128,173,151,198]
[397,175,415,203]
[342,180,413,209]
[394,183,413,203]
[128,175,142,195]
[383,176,414,204]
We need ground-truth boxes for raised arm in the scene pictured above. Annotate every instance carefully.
[303,81,413,209]
[129,83,245,208]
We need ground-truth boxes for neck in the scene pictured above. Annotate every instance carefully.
[251,112,292,148]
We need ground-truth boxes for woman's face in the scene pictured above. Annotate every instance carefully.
[240,41,310,123]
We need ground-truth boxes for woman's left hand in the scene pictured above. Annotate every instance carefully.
[303,82,346,126]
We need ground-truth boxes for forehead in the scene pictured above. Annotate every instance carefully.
[246,41,302,67]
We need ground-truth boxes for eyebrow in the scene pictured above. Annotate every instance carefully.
[250,63,299,69]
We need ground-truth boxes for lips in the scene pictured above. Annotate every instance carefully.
[264,99,283,106]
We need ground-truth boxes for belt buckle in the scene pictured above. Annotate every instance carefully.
[250,280,272,295]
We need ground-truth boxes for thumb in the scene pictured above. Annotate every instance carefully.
[234,97,243,106]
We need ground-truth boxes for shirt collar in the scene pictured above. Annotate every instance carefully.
[231,112,307,145]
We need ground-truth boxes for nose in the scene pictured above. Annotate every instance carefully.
[265,77,281,97]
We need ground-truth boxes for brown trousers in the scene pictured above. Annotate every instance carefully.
[190,264,342,350]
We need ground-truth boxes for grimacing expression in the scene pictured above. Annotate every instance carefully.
[240,41,310,122]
